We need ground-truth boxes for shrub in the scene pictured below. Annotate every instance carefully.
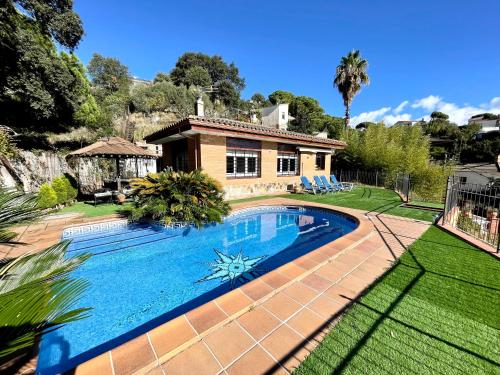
[51,175,78,205]
[37,183,57,209]
[51,177,68,205]
[126,169,230,227]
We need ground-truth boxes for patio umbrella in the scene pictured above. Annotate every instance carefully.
[67,137,159,191]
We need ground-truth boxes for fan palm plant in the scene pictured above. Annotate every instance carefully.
[127,169,230,227]
[0,190,90,366]
[334,50,370,128]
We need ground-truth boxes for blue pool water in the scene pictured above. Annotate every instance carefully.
[37,206,357,374]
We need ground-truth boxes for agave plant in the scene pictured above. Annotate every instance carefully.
[0,190,90,364]
[127,169,231,227]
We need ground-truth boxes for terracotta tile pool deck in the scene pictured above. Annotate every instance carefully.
[2,198,431,375]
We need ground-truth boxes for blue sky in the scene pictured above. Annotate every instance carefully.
[74,0,500,125]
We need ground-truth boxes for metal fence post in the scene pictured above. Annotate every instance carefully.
[375,171,378,187]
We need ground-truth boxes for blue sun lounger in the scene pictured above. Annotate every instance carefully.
[320,175,339,192]
[330,174,354,191]
[300,176,324,194]
[314,176,335,193]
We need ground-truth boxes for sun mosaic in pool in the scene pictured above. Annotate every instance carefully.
[198,249,267,287]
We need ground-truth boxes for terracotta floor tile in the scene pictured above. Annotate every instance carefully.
[287,308,326,338]
[185,301,227,334]
[240,279,274,301]
[307,294,346,319]
[145,366,165,375]
[301,273,331,292]
[315,263,345,282]
[283,282,317,305]
[260,270,291,289]
[277,262,306,279]
[162,341,221,375]
[237,306,280,340]
[325,284,359,302]
[293,256,318,270]
[260,325,309,372]
[148,316,197,358]
[216,288,253,316]
[204,321,254,367]
[338,274,371,293]
[75,352,112,375]
[111,334,156,375]
[262,292,301,321]
[227,346,286,375]
[308,248,332,263]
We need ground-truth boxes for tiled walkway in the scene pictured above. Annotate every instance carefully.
[3,199,430,375]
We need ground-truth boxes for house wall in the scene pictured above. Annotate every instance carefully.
[197,134,331,199]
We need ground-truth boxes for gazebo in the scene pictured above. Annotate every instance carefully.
[67,137,159,192]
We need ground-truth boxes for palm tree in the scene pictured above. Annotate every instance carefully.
[334,50,370,128]
[0,190,90,367]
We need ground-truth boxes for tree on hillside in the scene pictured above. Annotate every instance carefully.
[87,53,131,95]
[430,111,449,120]
[334,50,370,128]
[183,66,212,88]
[170,53,245,104]
[250,93,270,108]
[268,90,295,105]
[288,96,325,134]
[153,72,171,83]
[355,121,376,130]
[0,0,96,134]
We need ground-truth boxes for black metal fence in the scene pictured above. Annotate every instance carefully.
[443,176,500,250]
[333,169,387,187]
[334,169,446,206]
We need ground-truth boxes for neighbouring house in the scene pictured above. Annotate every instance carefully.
[455,163,500,186]
[261,103,295,130]
[468,114,500,134]
[145,110,345,199]
[393,120,420,127]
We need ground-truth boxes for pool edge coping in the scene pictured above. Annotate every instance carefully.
[69,198,374,375]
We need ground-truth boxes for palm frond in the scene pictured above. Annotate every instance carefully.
[0,241,91,360]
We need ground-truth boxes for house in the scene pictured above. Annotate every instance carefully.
[393,120,420,127]
[145,110,345,198]
[261,103,294,130]
[468,114,500,134]
[455,163,500,186]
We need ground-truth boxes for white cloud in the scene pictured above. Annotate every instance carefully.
[350,107,391,125]
[382,113,412,125]
[394,100,409,114]
[411,95,442,110]
[350,95,500,127]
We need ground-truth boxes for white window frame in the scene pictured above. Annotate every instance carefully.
[277,152,299,176]
[226,150,260,178]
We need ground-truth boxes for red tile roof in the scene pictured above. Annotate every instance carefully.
[145,116,346,148]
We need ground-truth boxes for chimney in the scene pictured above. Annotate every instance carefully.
[196,95,204,117]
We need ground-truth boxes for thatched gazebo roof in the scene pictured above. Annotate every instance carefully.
[67,137,158,159]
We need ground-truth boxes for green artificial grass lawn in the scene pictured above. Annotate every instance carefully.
[58,202,130,217]
[295,226,500,375]
[281,187,438,222]
[228,195,278,204]
[408,200,445,209]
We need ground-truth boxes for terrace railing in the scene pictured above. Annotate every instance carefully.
[443,176,500,251]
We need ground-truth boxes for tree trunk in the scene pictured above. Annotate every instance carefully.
[345,104,350,128]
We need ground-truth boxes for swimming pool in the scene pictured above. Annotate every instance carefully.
[37,205,358,374]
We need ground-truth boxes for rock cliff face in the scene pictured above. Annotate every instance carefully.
[0,151,105,193]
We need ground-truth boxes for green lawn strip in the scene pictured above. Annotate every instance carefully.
[228,195,278,204]
[295,226,500,375]
[58,201,130,217]
[280,187,437,222]
[408,200,444,209]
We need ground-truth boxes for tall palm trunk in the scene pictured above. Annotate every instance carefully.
[345,103,350,128]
